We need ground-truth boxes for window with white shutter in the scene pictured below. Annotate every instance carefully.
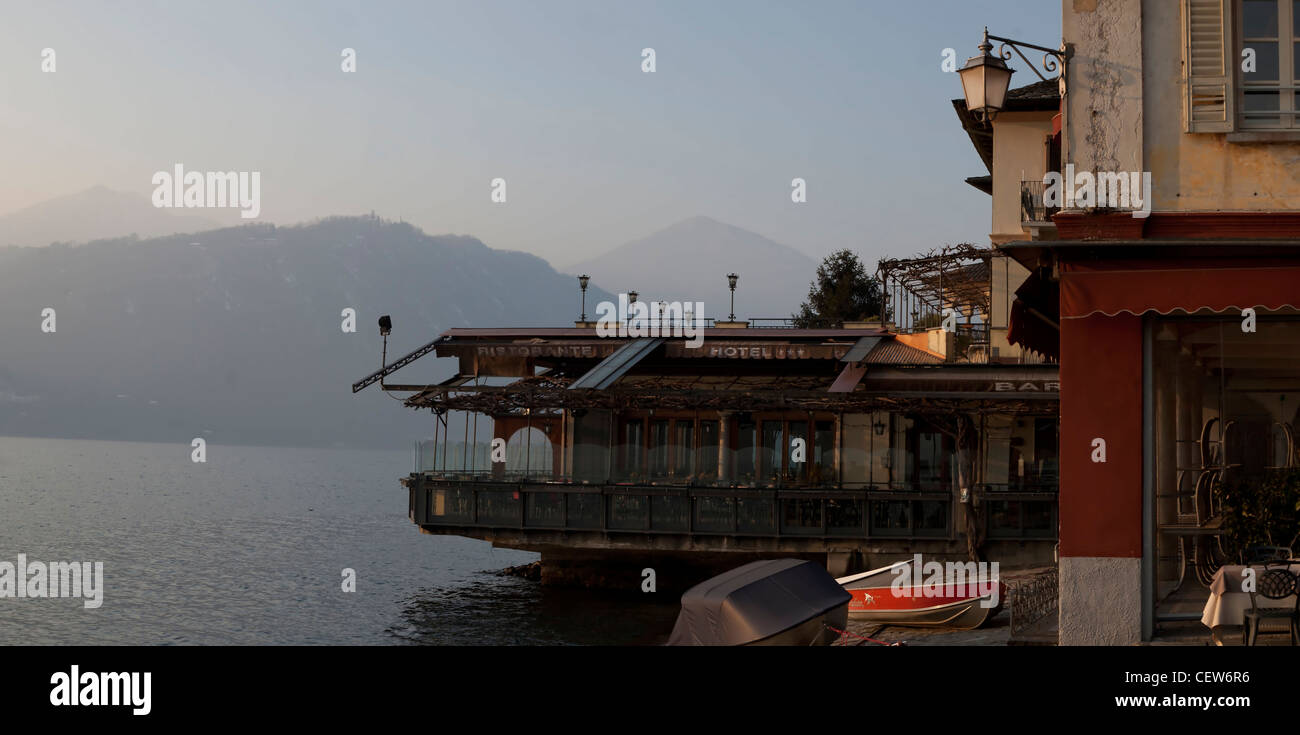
[1184,0,1236,132]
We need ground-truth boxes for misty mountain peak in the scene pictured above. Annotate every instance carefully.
[568,217,816,317]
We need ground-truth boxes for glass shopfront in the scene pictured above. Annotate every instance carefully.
[1150,315,1300,618]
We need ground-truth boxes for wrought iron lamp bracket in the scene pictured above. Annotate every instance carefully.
[986,31,1068,83]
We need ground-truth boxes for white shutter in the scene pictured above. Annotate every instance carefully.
[1183,0,1236,132]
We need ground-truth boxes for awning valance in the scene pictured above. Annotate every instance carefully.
[1061,259,1300,319]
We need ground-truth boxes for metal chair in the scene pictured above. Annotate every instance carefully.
[1243,567,1299,646]
[1245,546,1294,565]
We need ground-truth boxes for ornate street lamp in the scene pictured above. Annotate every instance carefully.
[958,27,1066,123]
[578,274,590,322]
[727,273,739,321]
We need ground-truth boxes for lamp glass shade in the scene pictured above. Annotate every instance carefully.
[959,56,1014,118]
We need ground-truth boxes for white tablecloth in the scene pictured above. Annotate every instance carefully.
[1202,563,1300,629]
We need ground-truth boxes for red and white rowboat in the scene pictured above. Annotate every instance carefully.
[835,562,1005,629]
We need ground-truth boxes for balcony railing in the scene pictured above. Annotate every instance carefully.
[407,475,1057,541]
[1020,180,1059,225]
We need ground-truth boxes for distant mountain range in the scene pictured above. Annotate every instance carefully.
[0,186,233,247]
[0,216,611,448]
[567,216,818,321]
[0,190,821,448]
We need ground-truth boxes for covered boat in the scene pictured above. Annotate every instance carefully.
[836,561,1005,629]
[667,559,851,646]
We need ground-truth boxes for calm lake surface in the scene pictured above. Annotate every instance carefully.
[0,437,679,645]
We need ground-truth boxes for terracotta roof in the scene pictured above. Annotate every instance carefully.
[863,340,943,365]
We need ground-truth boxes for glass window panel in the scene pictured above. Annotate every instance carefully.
[735,415,757,484]
[909,417,951,491]
[697,421,718,484]
[1244,0,1279,37]
[1243,41,1279,81]
[983,414,1013,492]
[781,498,821,533]
[841,414,871,487]
[760,421,783,484]
[813,420,835,485]
[872,500,911,534]
[1246,89,1282,111]
[826,499,863,534]
[621,419,643,479]
[1151,317,1300,613]
[916,500,949,533]
[1033,418,1060,489]
[1294,0,1300,35]
[1024,501,1054,533]
[672,421,694,479]
[788,421,808,482]
[648,420,669,479]
[988,500,1020,534]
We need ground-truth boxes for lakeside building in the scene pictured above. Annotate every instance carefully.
[356,234,1060,591]
[990,0,1300,643]
[388,318,1056,588]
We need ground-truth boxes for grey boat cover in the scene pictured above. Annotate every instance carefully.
[667,559,851,646]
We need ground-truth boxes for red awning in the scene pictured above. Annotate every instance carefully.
[1007,267,1060,361]
[1061,259,1300,318]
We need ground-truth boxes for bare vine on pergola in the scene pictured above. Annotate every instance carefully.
[876,243,993,328]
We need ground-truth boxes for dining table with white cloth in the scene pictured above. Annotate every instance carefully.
[1202,562,1300,645]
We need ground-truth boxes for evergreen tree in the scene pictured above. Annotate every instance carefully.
[792,249,884,327]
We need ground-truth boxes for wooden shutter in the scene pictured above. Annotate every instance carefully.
[1183,0,1236,132]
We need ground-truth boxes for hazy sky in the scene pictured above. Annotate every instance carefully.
[1,0,1060,268]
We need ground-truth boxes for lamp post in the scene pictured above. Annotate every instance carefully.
[578,274,590,322]
[377,315,392,386]
[727,273,739,321]
[958,27,1066,123]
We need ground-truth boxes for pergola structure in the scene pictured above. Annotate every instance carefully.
[876,243,993,332]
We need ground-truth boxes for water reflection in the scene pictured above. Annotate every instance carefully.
[391,576,681,646]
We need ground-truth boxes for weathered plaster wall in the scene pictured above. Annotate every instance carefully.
[1143,0,1300,210]
[1063,0,1144,183]
[1059,556,1142,644]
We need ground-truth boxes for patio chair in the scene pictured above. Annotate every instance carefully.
[1245,546,1294,565]
[1243,567,1299,646]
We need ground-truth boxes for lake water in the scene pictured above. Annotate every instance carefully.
[0,437,679,645]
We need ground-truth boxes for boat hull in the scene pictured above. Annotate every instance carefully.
[746,602,849,646]
[837,563,1005,630]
